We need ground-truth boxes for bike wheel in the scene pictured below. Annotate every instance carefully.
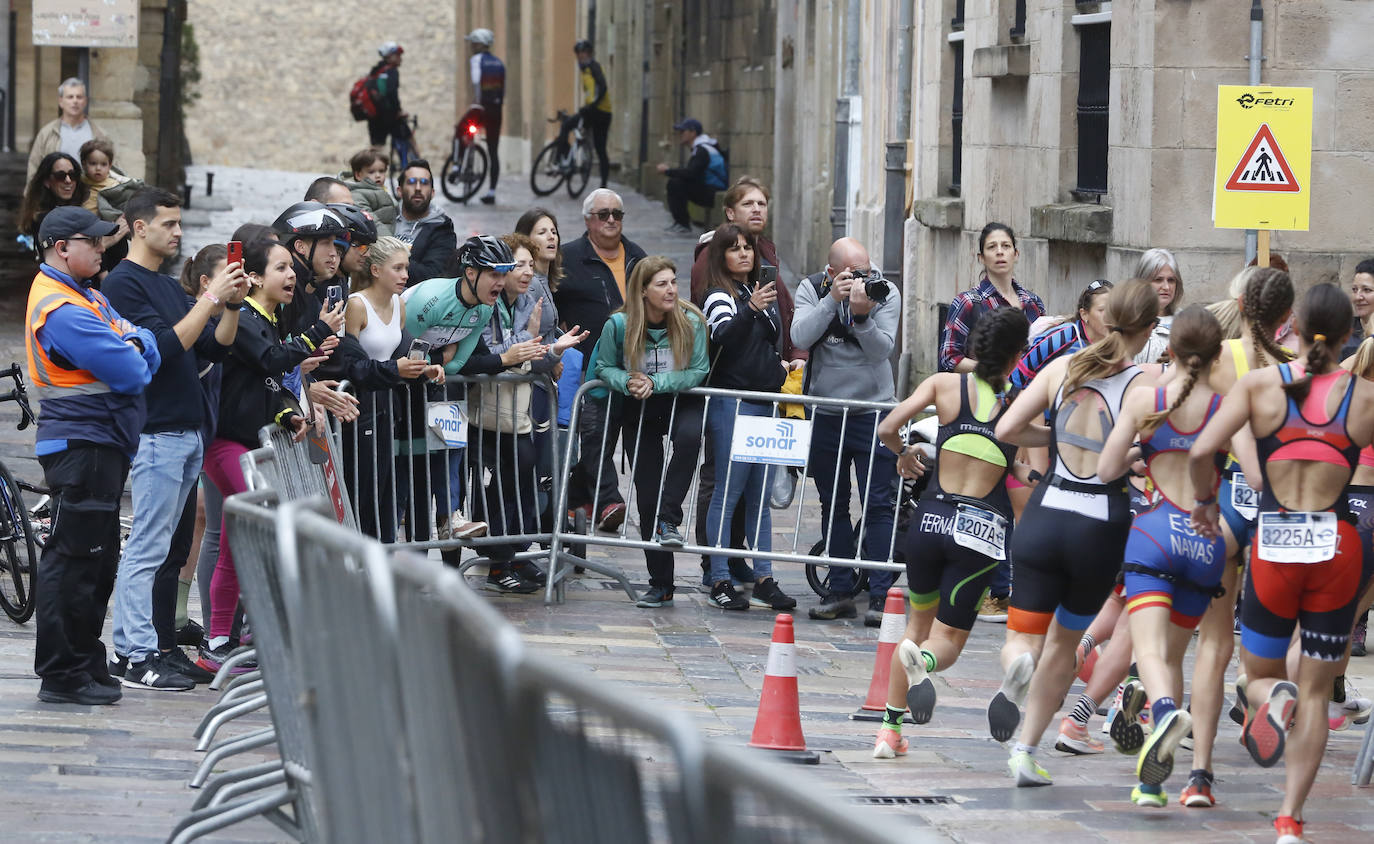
[802,537,869,599]
[529,141,567,197]
[0,464,38,624]
[565,139,593,199]
[455,143,489,203]
[440,152,464,203]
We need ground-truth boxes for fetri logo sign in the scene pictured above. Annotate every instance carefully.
[730,417,812,467]
[1236,91,1296,110]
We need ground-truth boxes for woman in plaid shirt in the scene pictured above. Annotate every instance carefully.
[940,223,1046,373]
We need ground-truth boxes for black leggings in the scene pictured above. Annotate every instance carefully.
[622,396,705,589]
[483,103,503,189]
[470,430,537,563]
[342,402,397,543]
[583,110,612,187]
[905,496,1010,631]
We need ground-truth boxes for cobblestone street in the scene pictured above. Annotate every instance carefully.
[0,169,1370,842]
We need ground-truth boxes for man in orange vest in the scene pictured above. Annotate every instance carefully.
[26,206,160,705]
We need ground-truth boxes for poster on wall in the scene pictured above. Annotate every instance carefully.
[33,0,139,48]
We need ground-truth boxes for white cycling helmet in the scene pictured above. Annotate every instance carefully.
[378,41,403,58]
[465,28,495,47]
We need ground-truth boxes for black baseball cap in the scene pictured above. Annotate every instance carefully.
[38,206,118,250]
[673,117,703,134]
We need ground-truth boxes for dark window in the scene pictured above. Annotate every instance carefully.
[951,41,964,196]
[952,0,965,30]
[1075,23,1110,196]
[1010,0,1027,39]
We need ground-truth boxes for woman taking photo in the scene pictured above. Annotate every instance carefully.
[1097,305,1228,807]
[344,235,446,542]
[991,279,1158,786]
[593,256,709,608]
[700,223,795,612]
[870,307,1031,758]
[939,222,1046,374]
[1189,284,1374,844]
[197,238,344,672]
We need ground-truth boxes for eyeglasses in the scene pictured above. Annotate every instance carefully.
[406,177,432,186]
[591,209,625,221]
[50,170,76,182]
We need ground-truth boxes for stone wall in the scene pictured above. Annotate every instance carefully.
[182,0,457,174]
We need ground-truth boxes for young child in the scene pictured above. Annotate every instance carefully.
[338,148,397,233]
[79,138,132,215]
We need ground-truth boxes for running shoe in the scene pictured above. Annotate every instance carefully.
[122,653,194,691]
[1111,680,1147,754]
[1274,815,1305,844]
[1228,673,1249,726]
[1007,750,1051,787]
[195,642,257,676]
[1328,700,1351,732]
[1341,679,1372,724]
[749,578,796,611]
[1244,680,1297,768]
[176,618,205,647]
[977,595,1010,623]
[485,568,540,594]
[1055,717,1104,755]
[1103,682,1125,735]
[1130,784,1167,808]
[653,520,685,547]
[1179,770,1215,807]
[899,640,936,724]
[988,651,1034,742]
[512,561,548,587]
[1137,709,1191,785]
[872,726,909,759]
[635,586,674,608]
[596,502,628,532]
[709,580,748,611]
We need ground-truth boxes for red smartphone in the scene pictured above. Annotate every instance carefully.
[226,240,243,267]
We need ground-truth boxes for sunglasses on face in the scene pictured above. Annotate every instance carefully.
[592,209,624,221]
[489,262,516,274]
[406,177,432,186]
[50,170,76,182]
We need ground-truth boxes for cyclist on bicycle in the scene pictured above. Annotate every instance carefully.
[366,42,417,163]
[466,28,505,205]
[574,39,612,189]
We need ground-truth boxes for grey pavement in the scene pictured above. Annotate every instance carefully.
[0,168,1371,841]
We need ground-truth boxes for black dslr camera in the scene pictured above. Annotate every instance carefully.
[855,268,889,302]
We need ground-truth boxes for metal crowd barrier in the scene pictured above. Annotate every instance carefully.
[168,489,914,843]
[545,380,910,602]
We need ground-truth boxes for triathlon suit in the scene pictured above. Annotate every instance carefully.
[1121,389,1227,628]
[1217,339,1261,547]
[1243,364,1364,662]
[1348,445,1374,589]
[1008,364,1142,634]
[905,373,1018,630]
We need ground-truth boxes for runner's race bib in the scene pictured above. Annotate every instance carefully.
[1229,471,1258,521]
[952,502,1008,561]
[1041,484,1110,521]
[1257,511,1337,564]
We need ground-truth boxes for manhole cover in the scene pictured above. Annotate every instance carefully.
[851,795,954,806]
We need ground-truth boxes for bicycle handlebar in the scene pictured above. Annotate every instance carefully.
[0,363,36,431]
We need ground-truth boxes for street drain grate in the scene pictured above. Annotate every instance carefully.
[852,795,954,806]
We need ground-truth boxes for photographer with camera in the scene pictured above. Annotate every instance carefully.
[793,237,901,625]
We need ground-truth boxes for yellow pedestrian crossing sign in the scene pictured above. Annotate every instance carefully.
[1214,85,1312,230]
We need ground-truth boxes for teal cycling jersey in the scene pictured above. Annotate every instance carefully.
[401,276,494,376]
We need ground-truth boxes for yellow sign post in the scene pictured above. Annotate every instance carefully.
[1213,85,1313,233]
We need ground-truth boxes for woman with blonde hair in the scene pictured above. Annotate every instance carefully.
[593,256,709,607]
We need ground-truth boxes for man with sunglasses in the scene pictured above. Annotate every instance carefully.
[394,159,457,285]
[554,188,646,531]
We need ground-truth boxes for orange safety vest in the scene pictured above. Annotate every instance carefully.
[25,268,123,401]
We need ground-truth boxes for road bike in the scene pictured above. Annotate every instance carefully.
[439,105,490,203]
[530,111,593,199]
[386,114,421,197]
[0,364,41,623]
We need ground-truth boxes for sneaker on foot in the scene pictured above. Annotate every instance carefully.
[808,595,857,620]
[37,679,121,705]
[196,642,257,675]
[988,651,1034,742]
[977,595,1010,623]
[709,580,748,611]
[1137,708,1191,785]
[1055,717,1104,755]
[1179,770,1215,807]
[653,520,685,547]
[899,640,937,724]
[1008,750,1051,787]
[1274,815,1305,844]
[872,726,908,759]
[108,653,128,680]
[1328,700,1351,731]
[176,618,205,647]
[1111,680,1148,754]
[749,578,796,611]
[449,510,488,538]
[122,653,195,691]
[596,502,627,532]
[635,585,674,608]
[1229,673,1249,726]
[486,568,540,594]
[1341,679,1372,724]
[163,647,215,684]
[512,561,548,586]
[1130,783,1167,808]
[1245,680,1297,768]
[480,190,496,205]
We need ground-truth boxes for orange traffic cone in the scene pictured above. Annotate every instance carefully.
[749,614,808,752]
[853,587,907,721]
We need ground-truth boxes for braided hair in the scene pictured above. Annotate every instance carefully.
[968,306,1030,400]
[1240,267,1295,368]
[1138,305,1222,435]
[1284,283,1353,404]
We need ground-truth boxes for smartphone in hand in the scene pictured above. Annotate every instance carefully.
[226,240,243,267]
[759,265,778,286]
[408,338,432,362]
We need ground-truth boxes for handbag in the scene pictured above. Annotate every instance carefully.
[468,361,534,434]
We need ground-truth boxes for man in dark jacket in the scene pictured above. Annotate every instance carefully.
[656,117,727,234]
[395,159,458,285]
[553,188,645,530]
[366,42,415,155]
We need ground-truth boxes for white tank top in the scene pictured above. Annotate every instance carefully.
[350,292,403,361]
[1050,364,1142,485]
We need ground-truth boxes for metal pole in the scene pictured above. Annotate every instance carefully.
[1243,0,1264,265]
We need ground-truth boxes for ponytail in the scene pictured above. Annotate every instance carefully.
[1350,336,1374,381]
[968,306,1030,399]
[179,243,228,297]
[1240,267,1295,368]
[1139,354,1202,436]
[1283,283,1352,404]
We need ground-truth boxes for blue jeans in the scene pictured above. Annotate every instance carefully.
[705,399,774,584]
[807,412,898,602]
[113,430,204,662]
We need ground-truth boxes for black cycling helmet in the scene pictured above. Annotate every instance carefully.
[326,203,379,246]
[458,235,515,272]
[272,201,348,243]
[573,39,593,53]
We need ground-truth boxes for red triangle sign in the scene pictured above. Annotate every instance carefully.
[1224,124,1300,192]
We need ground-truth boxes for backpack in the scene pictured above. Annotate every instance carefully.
[703,142,728,190]
[349,69,383,121]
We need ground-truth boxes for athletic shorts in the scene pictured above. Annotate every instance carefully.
[1241,514,1362,662]
[1008,480,1132,633]
[905,496,1010,631]
[1122,500,1225,628]
[1346,485,1374,590]
[1218,469,1257,550]
[1128,482,1154,519]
